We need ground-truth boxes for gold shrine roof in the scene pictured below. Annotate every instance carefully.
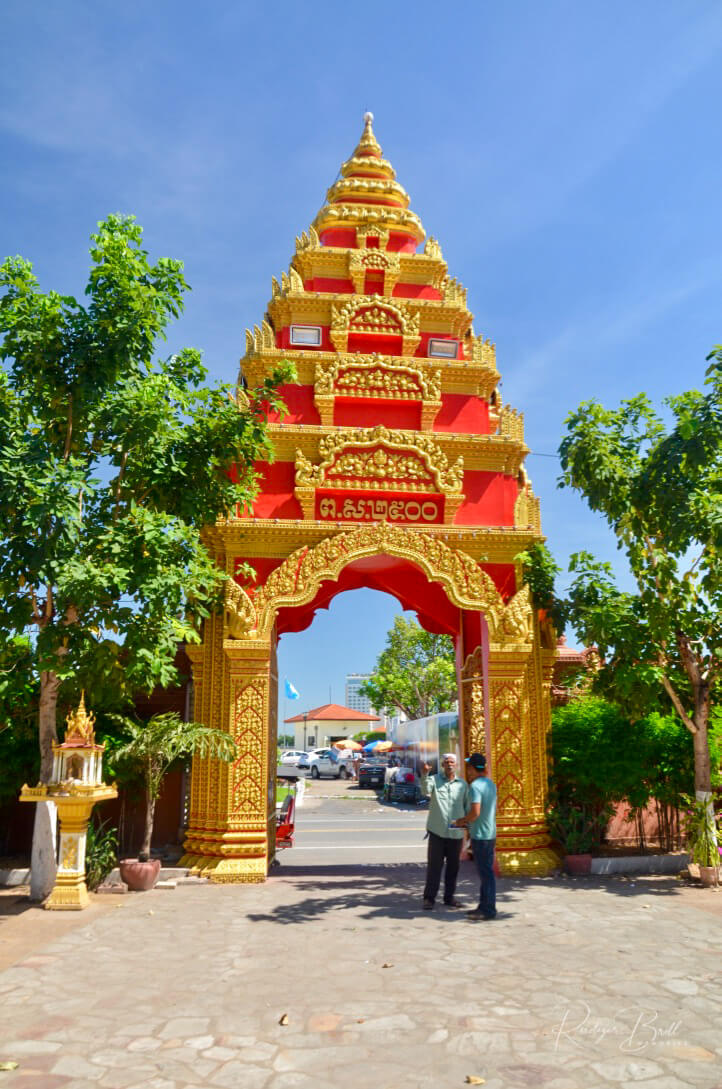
[313,113,425,245]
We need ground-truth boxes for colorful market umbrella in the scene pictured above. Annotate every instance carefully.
[333,739,363,751]
[362,739,393,753]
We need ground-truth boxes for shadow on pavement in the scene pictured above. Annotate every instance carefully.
[255,865,703,926]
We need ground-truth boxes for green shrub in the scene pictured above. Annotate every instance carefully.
[85,819,118,890]
[548,696,721,851]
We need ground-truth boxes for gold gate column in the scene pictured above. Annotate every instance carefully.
[182,632,276,883]
[486,599,558,875]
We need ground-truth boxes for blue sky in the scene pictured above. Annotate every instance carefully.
[2,2,722,721]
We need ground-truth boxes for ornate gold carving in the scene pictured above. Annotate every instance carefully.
[230,679,265,817]
[244,319,275,357]
[316,356,438,399]
[441,276,467,309]
[295,225,320,253]
[470,334,498,370]
[315,203,424,241]
[64,693,95,745]
[348,248,401,293]
[330,296,421,355]
[293,425,464,522]
[491,678,525,813]
[356,225,390,250]
[60,835,79,871]
[514,484,542,533]
[327,176,409,208]
[488,585,534,647]
[496,847,559,876]
[424,236,443,260]
[498,405,525,443]
[249,523,504,638]
[461,647,485,755]
[341,155,396,181]
[225,580,257,639]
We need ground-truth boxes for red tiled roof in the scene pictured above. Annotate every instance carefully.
[284,703,379,724]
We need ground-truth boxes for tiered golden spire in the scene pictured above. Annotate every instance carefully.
[313,113,424,245]
[64,692,96,745]
[354,111,382,157]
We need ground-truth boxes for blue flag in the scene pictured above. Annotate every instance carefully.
[284,678,300,700]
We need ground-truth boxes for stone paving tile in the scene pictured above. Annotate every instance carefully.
[2,868,722,1088]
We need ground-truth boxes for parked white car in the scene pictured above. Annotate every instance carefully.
[298,748,351,779]
[277,749,309,779]
[279,750,307,766]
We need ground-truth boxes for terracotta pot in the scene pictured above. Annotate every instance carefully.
[698,865,719,888]
[119,858,161,891]
[564,853,592,876]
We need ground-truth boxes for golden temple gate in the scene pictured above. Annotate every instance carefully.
[180,116,559,882]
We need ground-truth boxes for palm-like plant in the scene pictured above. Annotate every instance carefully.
[111,713,237,861]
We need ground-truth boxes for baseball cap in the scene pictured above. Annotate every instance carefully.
[465,752,487,770]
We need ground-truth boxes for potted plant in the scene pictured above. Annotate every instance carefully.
[110,712,236,890]
[683,795,721,887]
[546,798,611,875]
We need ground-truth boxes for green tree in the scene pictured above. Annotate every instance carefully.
[0,215,292,896]
[558,348,722,805]
[360,616,456,720]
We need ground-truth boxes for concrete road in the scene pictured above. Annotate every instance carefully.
[277,791,428,868]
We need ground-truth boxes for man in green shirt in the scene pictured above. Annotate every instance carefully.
[419,753,469,910]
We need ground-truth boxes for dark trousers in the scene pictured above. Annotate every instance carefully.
[423,831,462,903]
[471,837,496,917]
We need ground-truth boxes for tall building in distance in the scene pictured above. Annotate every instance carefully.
[345,673,373,714]
[345,673,393,731]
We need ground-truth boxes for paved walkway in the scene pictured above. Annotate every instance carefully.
[1,865,721,1089]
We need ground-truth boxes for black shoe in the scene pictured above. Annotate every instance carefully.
[422,898,434,910]
[466,907,496,919]
[443,898,465,908]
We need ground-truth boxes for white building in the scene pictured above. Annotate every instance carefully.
[345,673,373,714]
[345,673,395,731]
[284,703,379,751]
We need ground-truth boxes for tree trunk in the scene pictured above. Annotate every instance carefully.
[692,684,712,797]
[139,795,156,862]
[30,801,57,901]
[29,670,61,901]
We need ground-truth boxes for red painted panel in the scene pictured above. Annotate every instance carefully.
[250,461,303,519]
[265,384,320,426]
[303,277,354,293]
[387,232,418,253]
[392,283,443,300]
[363,271,385,295]
[454,471,518,526]
[482,564,517,601]
[333,398,421,430]
[434,394,490,434]
[320,228,357,248]
[235,556,285,585]
[315,489,443,525]
[347,332,403,354]
[417,333,462,359]
[277,325,334,351]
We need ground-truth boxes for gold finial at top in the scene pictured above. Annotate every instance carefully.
[354,112,382,157]
[64,691,96,745]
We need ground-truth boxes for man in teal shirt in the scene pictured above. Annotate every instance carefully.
[419,753,469,910]
[460,752,497,920]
